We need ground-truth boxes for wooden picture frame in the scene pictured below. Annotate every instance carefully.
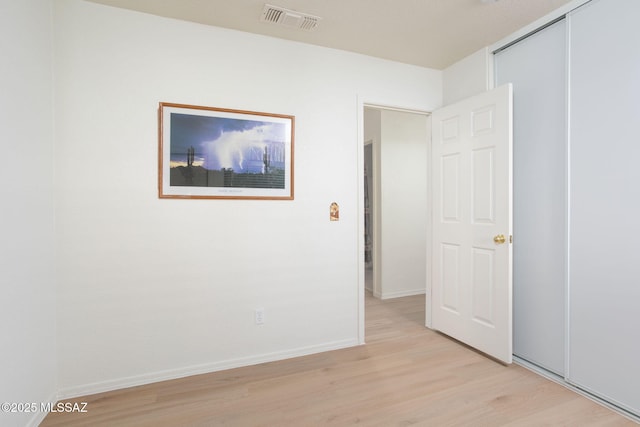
[158,102,294,200]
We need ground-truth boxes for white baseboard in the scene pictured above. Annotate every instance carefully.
[379,289,426,300]
[57,338,359,400]
[25,392,57,427]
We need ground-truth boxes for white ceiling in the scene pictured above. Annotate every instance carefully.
[85,0,575,69]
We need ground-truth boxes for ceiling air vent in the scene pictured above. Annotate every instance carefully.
[260,4,321,32]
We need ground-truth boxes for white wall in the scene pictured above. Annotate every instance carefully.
[442,48,490,105]
[0,1,57,426]
[379,110,429,298]
[53,0,442,397]
[362,108,429,299]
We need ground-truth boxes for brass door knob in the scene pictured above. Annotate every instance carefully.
[493,234,506,244]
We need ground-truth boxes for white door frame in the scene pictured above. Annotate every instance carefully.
[357,97,433,344]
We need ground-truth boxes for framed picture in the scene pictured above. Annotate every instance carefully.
[158,102,294,200]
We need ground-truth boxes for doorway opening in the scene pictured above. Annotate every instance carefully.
[361,104,431,341]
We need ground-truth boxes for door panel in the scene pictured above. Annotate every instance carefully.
[431,84,513,364]
[472,247,494,326]
[441,155,460,222]
[494,19,566,375]
[473,147,495,223]
[441,243,460,312]
[567,0,640,415]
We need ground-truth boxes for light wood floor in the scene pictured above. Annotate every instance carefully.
[42,292,636,426]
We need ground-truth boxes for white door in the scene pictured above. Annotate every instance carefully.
[431,84,513,364]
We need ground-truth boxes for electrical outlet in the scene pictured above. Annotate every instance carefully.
[255,308,265,325]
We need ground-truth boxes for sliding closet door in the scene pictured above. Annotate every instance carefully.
[494,19,566,375]
[568,0,640,415]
